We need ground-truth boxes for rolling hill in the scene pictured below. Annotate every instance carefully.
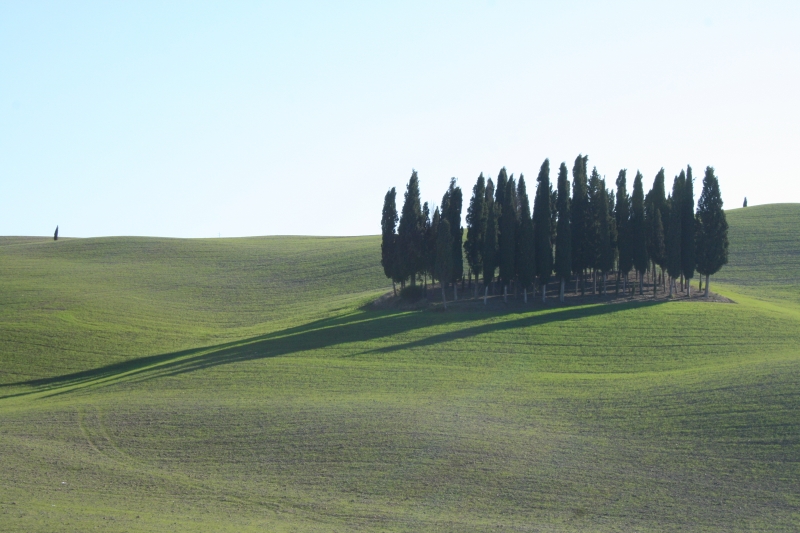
[1,204,799,532]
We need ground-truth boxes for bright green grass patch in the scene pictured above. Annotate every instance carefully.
[1,206,800,531]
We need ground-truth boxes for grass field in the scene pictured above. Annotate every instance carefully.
[1,204,799,531]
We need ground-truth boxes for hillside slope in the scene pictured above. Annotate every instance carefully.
[1,205,799,532]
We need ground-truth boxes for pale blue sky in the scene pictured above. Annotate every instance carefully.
[2,1,798,237]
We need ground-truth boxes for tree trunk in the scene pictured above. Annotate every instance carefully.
[639,271,644,295]
[593,269,597,295]
[615,271,620,295]
[503,284,507,303]
[668,277,673,297]
[454,282,458,301]
[441,285,447,310]
[687,280,691,298]
[484,286,488,305]
[542,281,547,302]
[602,272,607,295]
[560,279,565,302]
[698,276,703,293]
[524,288,528,304]
[705,274,709,297]
[575,274,579,295]
[392,281,397,297]
[623,274,627,295]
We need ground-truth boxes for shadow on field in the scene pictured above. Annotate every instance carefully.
[1,300,664,398]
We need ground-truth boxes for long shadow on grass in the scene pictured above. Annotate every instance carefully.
[1,300,664,399]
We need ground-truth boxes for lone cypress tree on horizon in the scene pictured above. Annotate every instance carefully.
[631,171,648,295]
[571,155,589,294]
[615,170,632,294]
[464,174,487,292]
[381,187,399,295]
[516,176,536,303]
[554,162,572,302]
[482,178,498,302]
[695,166,729,297]
[534,159,553,302]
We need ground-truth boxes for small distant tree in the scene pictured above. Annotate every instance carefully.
[554,162,572,302]
[534,159,553,302]
[695,166,729,297]
[743,197,748,208]
[516,176,536,303]
[435,218,454,310]
[631,171,648,294]
[54,226,59,241]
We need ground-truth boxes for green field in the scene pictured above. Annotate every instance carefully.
[1,204,799,531]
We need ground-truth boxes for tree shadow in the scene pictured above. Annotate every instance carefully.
[1,299,665,399]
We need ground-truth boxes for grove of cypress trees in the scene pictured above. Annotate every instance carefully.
[571,155,589,294]
[482,179,498,303]
[397,171,424,286]
[516,176,536,303]
[631,171,648,295]
[499,174,517,300]
[681,166,697,295]
[695,166,729,297]
[615,170,632,294]
[666,174,683,297]
[464,174,487,294]
[534,159,554,302]
[597,182,614,295]
[554,162,572,302]
[435,218,454,309]
[381,187,399,295]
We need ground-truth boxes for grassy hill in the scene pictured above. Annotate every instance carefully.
[1,204,799,531]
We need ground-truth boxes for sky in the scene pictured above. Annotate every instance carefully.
[1,1,799,238]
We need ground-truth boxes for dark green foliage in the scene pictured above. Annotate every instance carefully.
[499,174,518,288]
[587,167,604,271]
[607,188,617,264]
[695,166,729,281]
[631,171,649,280]
[554,162,572,283]
[441,178,464,285]
[426,207,440,284]
[399,284,425,301]
[534,159,553,284]
[435,218,454,301]
[571,155,590,278]
[666,174,683,282]
[646,169,668,270]
[615,170,632,277]
[380,188,399,283]
[482,179,498,286]
[516,176,536,290]
[681,166,697,281]
[464,174,487,283]
[743,197,748,208]
[397,171,425,285]
[597,182,614,275]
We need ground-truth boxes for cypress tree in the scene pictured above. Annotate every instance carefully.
[441,178,464,300]
[554,162,572,302]
[681,165,697,295]
[426,207,440,297]
[650,207,665,296]
[534,159,554,302]
[646,169,668,290]
[482,179,498,302]
[571,155,589,294]
[597,181,614,295]
[615,170,632,294]
[695,166,729,296]
[435,218,454,310]
[397,171,424,286]
[587,167,603,294]
[666,174,683,297]
[499,174,517,299]
[631,171,648,294]
[464,174,487,293]
[516,176,536,303]
[422,201,431,290]
[380,187,399,295]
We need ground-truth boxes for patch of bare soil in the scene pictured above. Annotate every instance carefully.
[369,279,734,312]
